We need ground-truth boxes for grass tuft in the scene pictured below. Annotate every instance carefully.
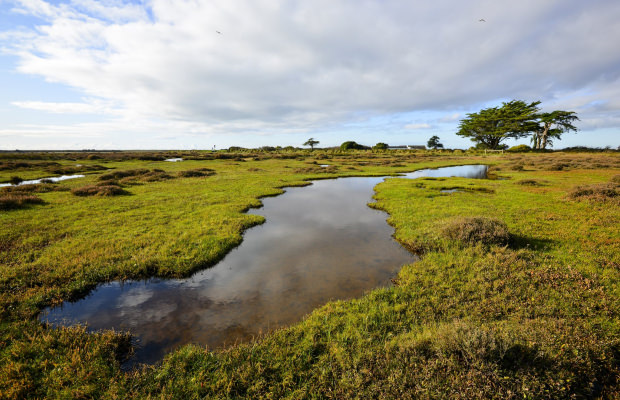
[441,216,510,246]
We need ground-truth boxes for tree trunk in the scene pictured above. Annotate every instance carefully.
[540,123,551,149]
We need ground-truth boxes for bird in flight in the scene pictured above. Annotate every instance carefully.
[216,30,222,34]
[479,19,486,22]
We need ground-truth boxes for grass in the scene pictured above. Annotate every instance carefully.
[0,150,618,398]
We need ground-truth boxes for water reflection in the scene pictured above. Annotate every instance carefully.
[42,177,414,366]
[0,174,85,187]
[40,165,487,366]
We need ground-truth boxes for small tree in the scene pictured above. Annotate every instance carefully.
[531,111,579,150]
[427,136,444,150]
[303,138,319,150]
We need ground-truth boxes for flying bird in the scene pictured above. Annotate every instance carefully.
[479,19,486,22]
[216,30,222,34]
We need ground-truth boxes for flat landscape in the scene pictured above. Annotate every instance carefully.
[1,149,618,398]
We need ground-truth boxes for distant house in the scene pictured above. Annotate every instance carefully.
[388,145,426,150]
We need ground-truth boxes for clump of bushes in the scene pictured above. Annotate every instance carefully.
[0,194,44,210]
[177,168,215,178]
[567,183,619,202]
[71,183,127,197]
[441,216,510,246]
[507,144,532,153]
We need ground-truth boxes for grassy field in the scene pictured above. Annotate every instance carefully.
[0,150,618,398]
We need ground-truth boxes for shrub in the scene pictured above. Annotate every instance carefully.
[507,144,531,153]
[0,194,44,210]
[441,216,510,246]
[9,176,23,185]
[373,142,389,150]
[340,141,370,151]
[611,174,620,184]
[71,184,127,197]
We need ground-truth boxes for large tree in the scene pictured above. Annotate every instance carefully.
[457,100,541,149]
[531,111,579,149]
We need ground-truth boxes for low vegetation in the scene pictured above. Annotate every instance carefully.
[440,216,510,247]
[0,150,618,398]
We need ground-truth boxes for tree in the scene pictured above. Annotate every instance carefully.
[303,138,319,150]
[373,142,389,150]
[340,141,370,150]
[531,111,579,150]
[427,136,444,150]
[456,100,541,149]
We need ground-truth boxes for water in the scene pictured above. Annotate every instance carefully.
[40,165,487,366]
[403,164,487,179]
[0,174,85,187]
[164,158,183,162]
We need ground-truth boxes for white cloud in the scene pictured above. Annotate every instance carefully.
[404,123,432,130]
[1,0,620,147]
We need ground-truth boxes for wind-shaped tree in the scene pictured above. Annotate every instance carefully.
[531,111,579,149]
[456,100,541,149]
[303,138,319,150]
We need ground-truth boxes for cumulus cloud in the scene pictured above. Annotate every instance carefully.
[2,0,620,144]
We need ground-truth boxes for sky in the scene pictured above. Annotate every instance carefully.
[0,0,619,150]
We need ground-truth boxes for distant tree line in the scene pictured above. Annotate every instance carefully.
[456,100,579,150]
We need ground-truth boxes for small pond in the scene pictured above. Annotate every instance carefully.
[164,158,183,162]
[40,164,487,366]
[0,174,85,187]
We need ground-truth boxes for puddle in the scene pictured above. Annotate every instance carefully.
[40,164,487,367]
[0,174,85,187]
[440,189,462,193]
[164,158,183,162]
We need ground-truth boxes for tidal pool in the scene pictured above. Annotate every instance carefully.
[40,165,487,366]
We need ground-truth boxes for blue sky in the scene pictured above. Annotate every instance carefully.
[1,0,619,150]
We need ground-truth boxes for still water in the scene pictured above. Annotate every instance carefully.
[0,174,85,187]
[41,165,487,366]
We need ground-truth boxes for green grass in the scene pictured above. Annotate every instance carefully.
[1,150,619,398]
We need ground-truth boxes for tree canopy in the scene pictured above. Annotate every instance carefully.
[340,141,370,150]
[457,100,579,150]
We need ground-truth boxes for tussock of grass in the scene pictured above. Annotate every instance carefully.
[71,184,128,197]
[567,182,619,202]
[0,193,45,210]
[516,179,545,186]
[1,183,69,193]
[177,168,215,178]
[441,216,510,246]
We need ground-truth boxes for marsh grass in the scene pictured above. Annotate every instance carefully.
[0,151,619,398]
[0,194,44,210]
[71,184,128,197]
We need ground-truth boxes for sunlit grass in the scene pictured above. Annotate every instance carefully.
[1,150,618,398]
